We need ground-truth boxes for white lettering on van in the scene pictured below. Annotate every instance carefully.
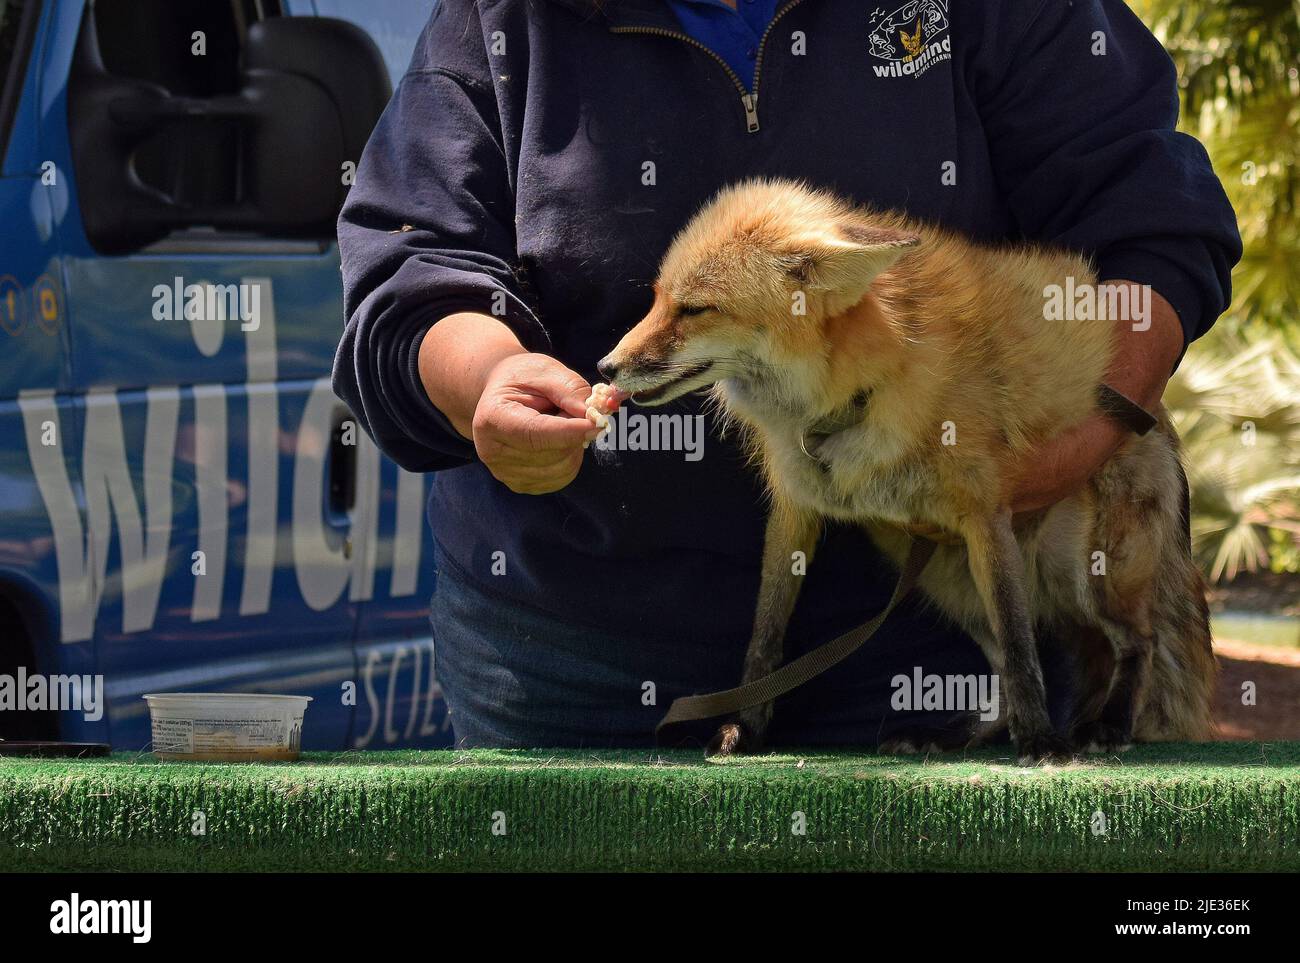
[21,278,424,643]
[19,387,179,641]
[390,468,424,597]
[354,638,448,748]
[190,383,227,622]
[239,278,278,616]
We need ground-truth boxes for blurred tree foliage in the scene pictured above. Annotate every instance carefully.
[1132,2,1300,581]
[1132,0,1300,341]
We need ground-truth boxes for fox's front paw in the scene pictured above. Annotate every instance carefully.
[1014,732,1075,765]
[1070,720,1133,755]
[705,720,761,758]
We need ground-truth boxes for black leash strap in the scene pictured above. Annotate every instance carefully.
[1097,383,1158,436]
[656,537,937,738]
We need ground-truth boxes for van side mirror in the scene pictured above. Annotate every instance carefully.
[69,16,392,254]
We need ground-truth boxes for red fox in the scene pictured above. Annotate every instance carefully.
[594,179,1216,762]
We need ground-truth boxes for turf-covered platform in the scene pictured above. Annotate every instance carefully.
[1,744,1297,871]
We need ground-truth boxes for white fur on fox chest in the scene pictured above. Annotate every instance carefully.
[753,414,935,526]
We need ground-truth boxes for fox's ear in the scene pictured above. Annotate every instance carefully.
[783,222,920,313]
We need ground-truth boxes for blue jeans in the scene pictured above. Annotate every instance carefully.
[430,543,1069,749]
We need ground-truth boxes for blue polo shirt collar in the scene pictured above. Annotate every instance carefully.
[665,0,780,89]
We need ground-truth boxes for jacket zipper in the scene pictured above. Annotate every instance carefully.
[610,0,808,135]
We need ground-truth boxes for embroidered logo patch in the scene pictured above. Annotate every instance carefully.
[868,0,952,79]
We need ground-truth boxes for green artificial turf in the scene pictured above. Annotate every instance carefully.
[1,743,1297,872]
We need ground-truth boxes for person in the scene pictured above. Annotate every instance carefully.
[332,0,1241,749]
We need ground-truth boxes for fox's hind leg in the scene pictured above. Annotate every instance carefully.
[707,499,821,757]
[1071,552,1173,751]
[1077,424,1215,745]
[1054,490,1157,752]
[1071,620,1152,752]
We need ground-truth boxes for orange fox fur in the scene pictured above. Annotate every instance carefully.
[599,178,1216,761]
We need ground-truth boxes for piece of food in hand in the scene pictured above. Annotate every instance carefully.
[582,383,631,448]
[584,382,630,429]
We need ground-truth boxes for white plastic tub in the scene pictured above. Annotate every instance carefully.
[143,693,312,762]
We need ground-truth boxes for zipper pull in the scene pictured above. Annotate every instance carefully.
[741,94,759,133]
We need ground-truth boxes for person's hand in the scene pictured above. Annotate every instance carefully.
[1006,280,1183,514]
[471,353,603,494]
[417,312,602,494]
[1006,414,1128,514]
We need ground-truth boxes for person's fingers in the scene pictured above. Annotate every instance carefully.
[486,443,588,474]
[1006,413,1125,513]
[484,400,603,453]
[487,449,584,494]
[472,354,601,494]
[506,361,592,420]
[478,426,588,470]
[475,437,595,489]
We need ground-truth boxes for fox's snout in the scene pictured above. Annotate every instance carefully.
[596,295,693,395]
[597,329,675,383]
[596,299,725,406]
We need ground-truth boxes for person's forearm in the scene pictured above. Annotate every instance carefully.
[1007,281,1184,513]
[418,312,528,439]
[1098,280,1184,409]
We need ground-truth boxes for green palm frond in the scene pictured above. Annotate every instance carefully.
[1131,1,1300,335]
[1172,334,1300,580]
[1136,0,1300,113]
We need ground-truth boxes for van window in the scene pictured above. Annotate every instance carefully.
[69,0,290,249]
[69,0,386,253]
[91,0,245,96]
[311,0,428,87]
[0,0,39,160]
[84,0,273,221]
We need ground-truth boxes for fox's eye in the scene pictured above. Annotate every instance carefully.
[678,304,715,318]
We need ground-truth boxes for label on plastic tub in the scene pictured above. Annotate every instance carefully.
[151,717,195,754]
[151,716,300,753]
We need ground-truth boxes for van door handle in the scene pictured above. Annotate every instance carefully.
[328,410,357,519]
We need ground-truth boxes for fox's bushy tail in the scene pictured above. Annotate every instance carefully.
[1134,460,1217,740]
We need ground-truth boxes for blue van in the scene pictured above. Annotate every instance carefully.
[0,0,452,750]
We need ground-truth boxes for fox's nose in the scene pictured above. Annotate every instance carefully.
[596,356,619,381]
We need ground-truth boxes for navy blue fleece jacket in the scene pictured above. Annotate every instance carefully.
[333,0,1240,653]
